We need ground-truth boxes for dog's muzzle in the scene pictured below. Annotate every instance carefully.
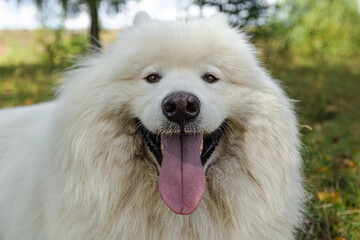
[137,91,227,216]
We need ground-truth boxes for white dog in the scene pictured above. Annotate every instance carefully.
[0,12,304,240]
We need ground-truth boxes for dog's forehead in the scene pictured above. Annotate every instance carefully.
[111,18,257,85]
[128,20,238,66]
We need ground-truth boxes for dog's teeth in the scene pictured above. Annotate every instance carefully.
[161,142,164,154]
[200,139,203,154]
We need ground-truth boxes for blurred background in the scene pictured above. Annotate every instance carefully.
[0,0,359,239]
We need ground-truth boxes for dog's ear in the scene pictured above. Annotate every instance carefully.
[210,13,228,26]
[133,11,151,27]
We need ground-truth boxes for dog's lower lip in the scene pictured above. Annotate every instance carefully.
[137,119,227,167]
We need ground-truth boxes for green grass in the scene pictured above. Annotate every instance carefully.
[0,29,120,108]
[0,30,359,239]
[268,63,360,239]
[0,64,57,107]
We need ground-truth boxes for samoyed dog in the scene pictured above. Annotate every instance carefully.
[0,12,303,240]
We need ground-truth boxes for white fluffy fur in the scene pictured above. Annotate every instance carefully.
[0,13,303,239]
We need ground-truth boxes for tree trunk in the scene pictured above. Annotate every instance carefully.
[88,0,101,49]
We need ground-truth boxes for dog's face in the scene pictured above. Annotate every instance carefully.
[78,12,270,216]
[130,27,232,214]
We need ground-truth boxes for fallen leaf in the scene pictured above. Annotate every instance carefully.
[336,157,357,170]
[320,166,329,172]
[317,191,342,204]
[344,159,357,169]
[24,98,34,105]
[333,237,346,240]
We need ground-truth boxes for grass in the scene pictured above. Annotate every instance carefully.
[0,29,359,240]
[0,29,120,108]
[268,63,360,239]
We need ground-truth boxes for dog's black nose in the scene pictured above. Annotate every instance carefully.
[162,92,200,126]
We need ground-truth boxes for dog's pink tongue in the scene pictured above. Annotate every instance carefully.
[159,133,205,215]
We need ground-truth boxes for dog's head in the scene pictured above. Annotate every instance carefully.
[61,12,280,216]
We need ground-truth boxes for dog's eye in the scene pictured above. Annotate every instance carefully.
[144,73,161,83]
[202,74,218,84]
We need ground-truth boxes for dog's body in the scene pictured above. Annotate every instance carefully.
[0,13,303,240]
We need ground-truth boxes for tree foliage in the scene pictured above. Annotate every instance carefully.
[14,0,130,48]
[193,0,269,26]
[261,0,360,65]
[57,0,126,15]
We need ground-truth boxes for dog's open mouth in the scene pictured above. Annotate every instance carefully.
[137,120,227,215]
